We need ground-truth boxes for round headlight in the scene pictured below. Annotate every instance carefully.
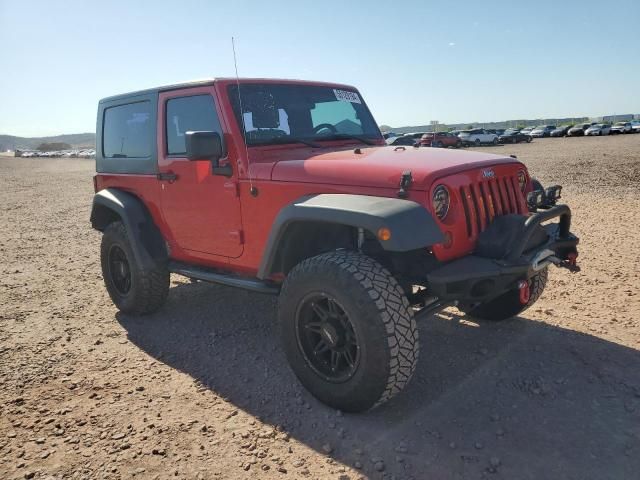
[432,185,450,220]
[517,170,527,192]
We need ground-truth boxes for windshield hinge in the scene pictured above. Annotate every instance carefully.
[397,171,413,199]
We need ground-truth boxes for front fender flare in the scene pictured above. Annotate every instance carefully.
[257,194,443,279]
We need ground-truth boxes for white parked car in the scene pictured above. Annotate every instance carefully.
[585,124,611,136]
[530,125,556,138]
[610,122,632,134]
[458,128,499,146]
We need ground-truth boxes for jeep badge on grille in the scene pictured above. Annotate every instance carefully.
[482,169,495,178]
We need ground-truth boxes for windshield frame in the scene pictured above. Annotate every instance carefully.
[226,82,384,148]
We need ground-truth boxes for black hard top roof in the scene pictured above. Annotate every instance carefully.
[98,77,356,104]
[99,78,217,103]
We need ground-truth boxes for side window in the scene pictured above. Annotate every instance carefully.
[103,101,152,158]
[166,95,223,156]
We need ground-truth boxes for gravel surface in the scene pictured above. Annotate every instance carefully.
[1,134,639,479]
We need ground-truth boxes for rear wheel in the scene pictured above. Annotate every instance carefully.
[460,268,548,321]
[526,136,532,143]
[278,250,419,412]
[493,137,499,145]
[475,138,481,146]
[100,221,169,315]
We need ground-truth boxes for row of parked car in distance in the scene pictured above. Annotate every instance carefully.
[19,149,96,158]
[385,120,640,147]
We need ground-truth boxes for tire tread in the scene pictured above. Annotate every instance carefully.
[101,222,169,315]
[280,250,419,409]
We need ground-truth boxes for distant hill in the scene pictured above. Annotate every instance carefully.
[0,133,95,151]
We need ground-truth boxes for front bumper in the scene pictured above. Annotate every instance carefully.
[426,204,579,303]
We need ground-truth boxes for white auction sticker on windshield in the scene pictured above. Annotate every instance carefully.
[333,89,361,104]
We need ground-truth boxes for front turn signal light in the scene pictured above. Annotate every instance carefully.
[377,227,391,241]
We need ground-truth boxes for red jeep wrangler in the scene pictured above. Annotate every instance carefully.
[90,78,579,412]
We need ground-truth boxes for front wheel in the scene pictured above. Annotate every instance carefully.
[493,137,499,145]
[460,268,548,321]
[526,136,532,143]
[278,251,419,412]
[100,221,169,315]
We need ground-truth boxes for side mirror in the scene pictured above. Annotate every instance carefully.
[185,131,232,177]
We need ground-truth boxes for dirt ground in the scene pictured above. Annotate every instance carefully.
[1,134,639,480]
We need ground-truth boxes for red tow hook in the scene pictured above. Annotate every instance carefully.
[518,280,530,305]
[560,252,580,273]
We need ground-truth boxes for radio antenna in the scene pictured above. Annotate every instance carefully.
[232,37,255,194]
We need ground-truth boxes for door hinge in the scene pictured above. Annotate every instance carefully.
[224,181,240,197]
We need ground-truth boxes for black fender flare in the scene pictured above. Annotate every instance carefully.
[257,194,444,279]
[90,188,167,271]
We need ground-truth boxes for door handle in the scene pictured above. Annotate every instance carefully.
[157,172,178,183]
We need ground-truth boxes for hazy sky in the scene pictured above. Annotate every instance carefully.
[1,0,638,137]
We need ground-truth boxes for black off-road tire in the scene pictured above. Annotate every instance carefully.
[278,250,419,412]
[461,268,548,321]
[531,178,544,192]
[100,221,169,315]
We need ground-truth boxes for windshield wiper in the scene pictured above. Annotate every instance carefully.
[319,133,376,146]
[265,136,322,148]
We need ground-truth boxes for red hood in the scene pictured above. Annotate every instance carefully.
[265,145,524,190]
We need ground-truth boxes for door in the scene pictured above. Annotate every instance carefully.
[157,88,243,258]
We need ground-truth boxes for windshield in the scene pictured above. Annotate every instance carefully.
[228,83,381,146]
[504,129,518,134]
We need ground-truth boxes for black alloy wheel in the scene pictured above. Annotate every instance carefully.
[108,245,131,296]
[100,221,169,315]
[278,250,419,412]
[296,294,360,383]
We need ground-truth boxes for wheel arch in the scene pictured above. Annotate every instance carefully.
[257,194,444,279]
[91,188,167,270]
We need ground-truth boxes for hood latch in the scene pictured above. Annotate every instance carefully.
[397,170,413,199]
